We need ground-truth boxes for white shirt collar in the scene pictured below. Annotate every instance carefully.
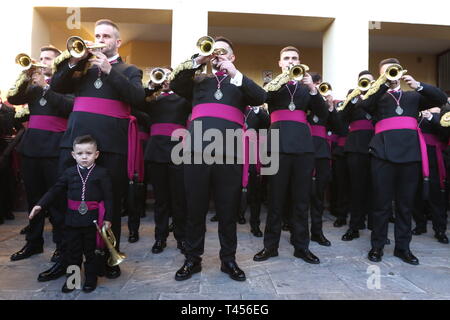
[78,164,94,170]
[108,54,120,62]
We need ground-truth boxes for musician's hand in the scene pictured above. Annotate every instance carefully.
[103,220,112,230]
[216,60,237,78]
[194,54,213,66]
[30,72,46,88]
[421,110,432,120]
[148,81,162,91]
[302,74,317,94]
[29,206,42,220]
[402,75,420,90]
[88,51,112,74]
[325,95,334,111]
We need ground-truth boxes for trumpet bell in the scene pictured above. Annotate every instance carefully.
[319,82,332,96]
[93,220,126,267]
[150,68,167,84]
[289,64,309,81]
[15,53,47,70]
[358,77,372,91]
[67,36,106,58]
[385,64,407,81]
[196,36,228,56]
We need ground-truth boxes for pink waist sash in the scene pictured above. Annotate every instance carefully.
[28,115,67,132]
[67,199,106,249]
[349,120,374,132]
[191,103,244,126]
[375,116,429,179]
[337,137,347,147]
[423,133,446,189]
[270,110,307,124]
[73,97,143,182]
[150,123,186,137]
[310,125,327,138]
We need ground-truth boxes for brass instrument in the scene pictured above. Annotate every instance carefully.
[288,64,309,81]
[150,67,168,84]
[362,64,407,100]
[67,36,107,58]
[337,76,374,111]
[15,53,47,70]
[93,220,126,267]
[440,112,450,127]
[357,76,373,91]
[196,36,228,56]
[318,82,332,96]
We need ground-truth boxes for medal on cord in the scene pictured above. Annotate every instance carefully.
[213,73,228,100]
[94,68,103,89]
[387,90,403,115]
[286,82,298,111]
[77,164,96,215]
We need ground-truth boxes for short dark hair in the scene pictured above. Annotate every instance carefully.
[280,46,300,57]
[358,70,372,78]
[379,58,400,68]
[40,45,61,57]
[310,72,322,83]
[95,19,120,38]
[73,135,97,149]
[214,36,234,52]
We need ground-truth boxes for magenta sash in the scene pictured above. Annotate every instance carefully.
[423,133,446,189]
[28,115,67,132]
[150,123,186,137]
[270,110,307,124]
[375,116,429,179]
[337,137,347,147]
[73,97,143,182]
[191,103,244,126]
[349,120,374,132]
[310,125,327,138]
[67,199,106,249]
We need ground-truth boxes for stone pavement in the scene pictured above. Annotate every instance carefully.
[1,208,450,300]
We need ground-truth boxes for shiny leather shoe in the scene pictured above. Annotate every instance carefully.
[220,261,246,281]
[38,262,66,282]
[368,248,383,262]
[389,216,396,223]
[333,218,347,228]
[250,226,263,238]
[50,249,61,263]
[342,229,360,241]
[177,241,186,254]
[10,244,43,261]
[412,227,427,235]
[128,232,139,243]
[61,282,75,293]
[105,265,121,279]
[238,215,246,225]
[435,232,449,244]
[82,280,97,293]
[394,249,419,265]
[253,248,278,262]
[210,215,218,222]
[311,233,331,246]
[20,225,30,235]
[175,260,202,281]
[293,249,320,264]
[152,240,167,254]
[281,223,291,231]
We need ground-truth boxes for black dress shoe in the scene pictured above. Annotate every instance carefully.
[152,240,167,254]
[435,232,449,244]
[128,232,139,243]
[50,249,61,263]
[412,227,427,235]
[61,282,75,293]
[175,260,202,281]
[342,229,360,241]
[105,265,121,279]
[250,226,263,238]
[20,225,30,235]
[82,280,97,293]
[253,248,278,261]
[168,222,174,233]
[10,244,43,261]
[293,249,320,264]
[311,233,331,246]
[210,215,218,222]
[394,249,419,265]
[368,248,383,262]
[333,218,347,228]
[281,223,291,231]
[221,261,246,281]
[177,241,186,254]
[38,262,66,282]
[389,216,396,223]
[238,215,246,224]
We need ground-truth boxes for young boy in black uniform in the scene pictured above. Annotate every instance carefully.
[29,135,113,293]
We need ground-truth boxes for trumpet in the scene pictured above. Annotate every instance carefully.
[357,76,373,91]
[15,53,47,71]
[93,220,126,267]
[318,82,332,96]
[196,36,228,56]
[67,36,107,58]
[149,67,168,84]
[363,64,407,100]
[288,64,309,81]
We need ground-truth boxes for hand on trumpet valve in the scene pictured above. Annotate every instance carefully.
[30,71,46,88]
[215,60,237,78]
[88,51,112,74]
[402,75,420,90]
[301,73,317,94]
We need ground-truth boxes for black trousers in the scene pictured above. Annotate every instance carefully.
[184,162,242,263]
[413,146,447,233]
[148,161,186,242]
[21,156,64,248]
[310,158,331,236]
[247,164,263,228]
[126,181,146,234]
[0,152,15,221]
[332,154,350,220]
[347,153,372,231]
[264,153,314,251]
[65,225,97,282]
[370,157,421,250]
[60,149,127,250]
